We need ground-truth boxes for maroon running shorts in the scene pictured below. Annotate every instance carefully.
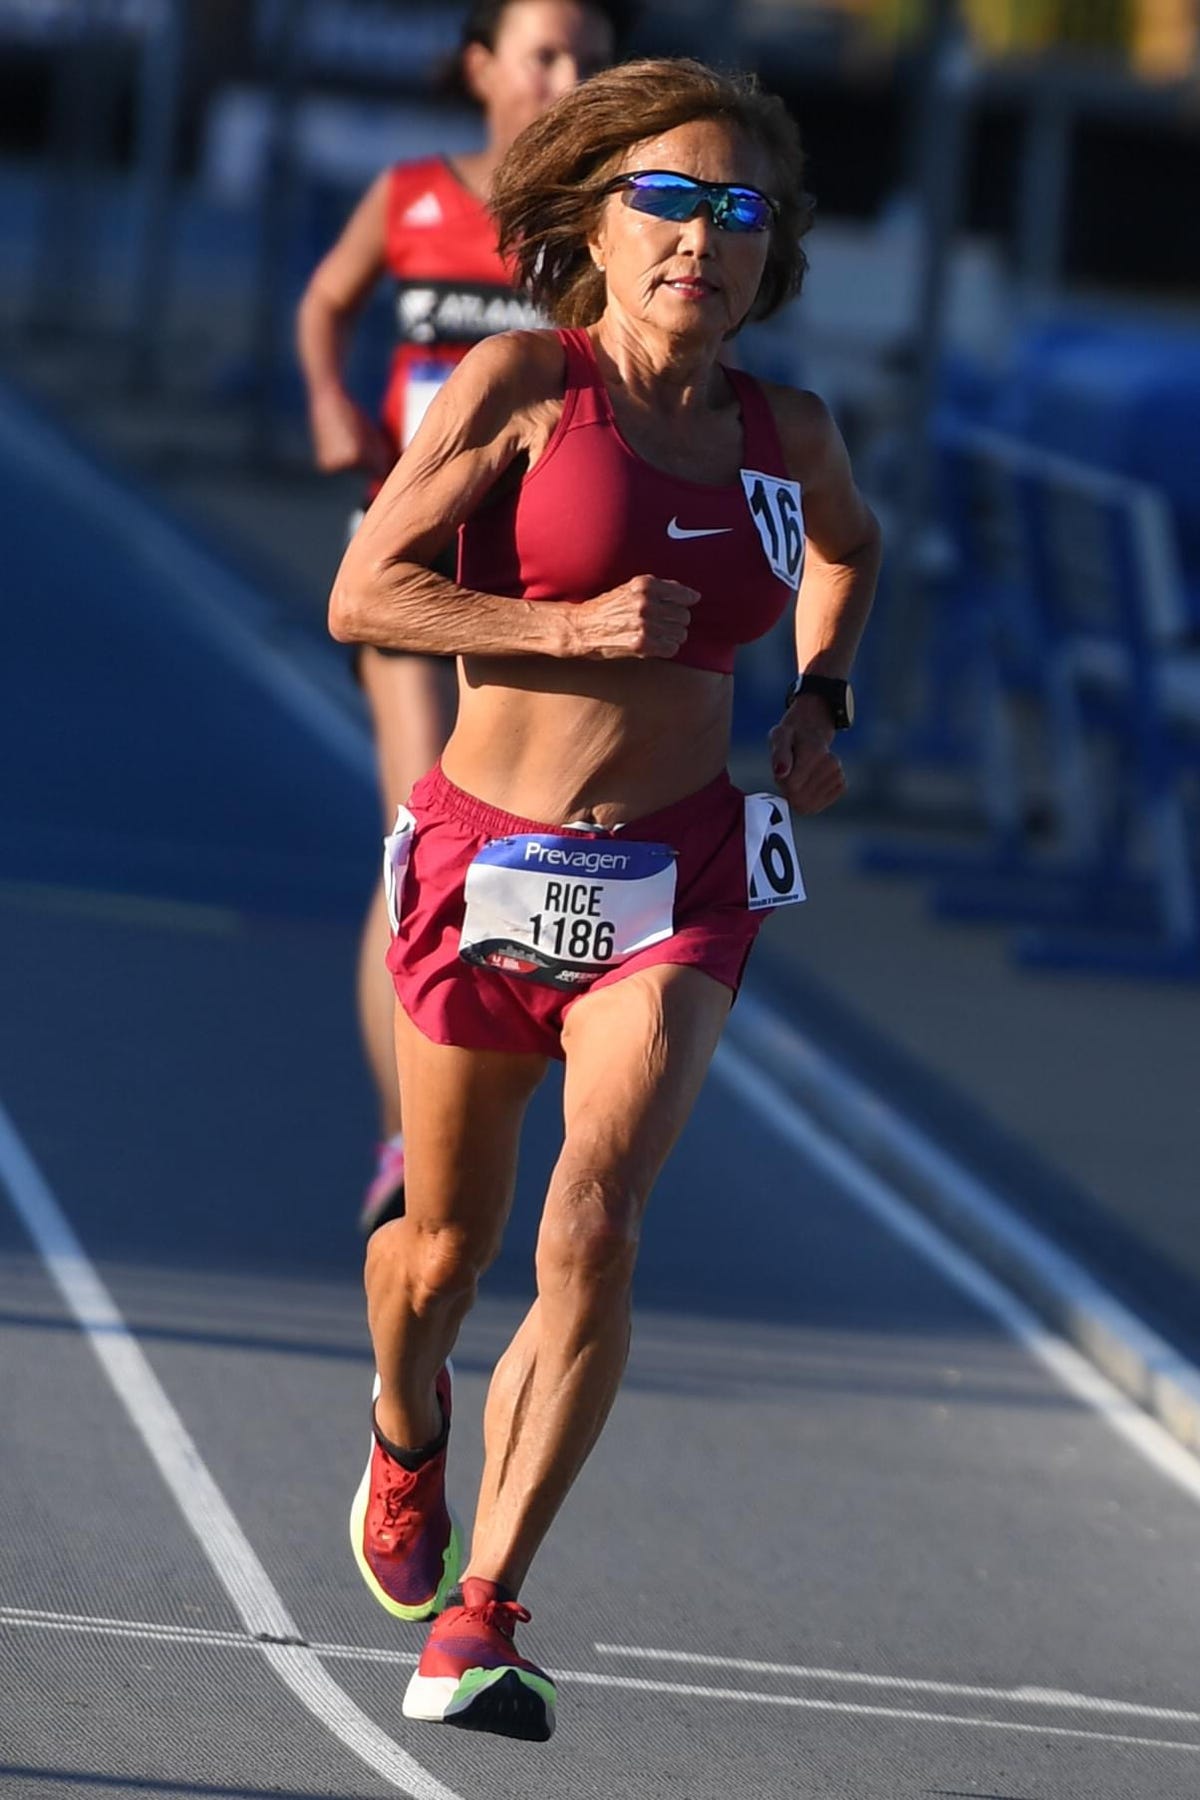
[386,762,791,1059]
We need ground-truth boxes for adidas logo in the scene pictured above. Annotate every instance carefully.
[402,191,443,228]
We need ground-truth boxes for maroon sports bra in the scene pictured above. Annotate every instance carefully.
[457,327,805,674]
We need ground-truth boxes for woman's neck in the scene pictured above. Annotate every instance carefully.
[590,315,726,414]
[446,145,501,200]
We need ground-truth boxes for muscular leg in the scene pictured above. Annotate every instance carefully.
[367,1003,548,1452]
[466,964,733,1593]
[357,649,457,1138]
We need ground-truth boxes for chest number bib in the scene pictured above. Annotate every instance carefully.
[403,357,458,445]
[741,469,806,589]
[460,834,678,990]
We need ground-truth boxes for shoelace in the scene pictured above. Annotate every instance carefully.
[460,1598,532,1641]
[374,1464,433,1547]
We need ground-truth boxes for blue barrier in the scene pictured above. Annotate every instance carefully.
[976,319,1200,622]
[858,416,1200,975]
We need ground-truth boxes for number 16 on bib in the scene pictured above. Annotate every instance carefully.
[744,794,805,912]
[741,469,805,589]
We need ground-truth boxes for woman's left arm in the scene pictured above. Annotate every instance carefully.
[765,388,882,815]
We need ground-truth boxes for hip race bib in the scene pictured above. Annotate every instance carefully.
[383,805,417,934]
[744,794,805,911]
[459,833,677,991]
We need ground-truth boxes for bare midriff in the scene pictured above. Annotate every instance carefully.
[441,655,732,827]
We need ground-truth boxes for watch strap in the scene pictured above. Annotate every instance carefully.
[784,673,853,729]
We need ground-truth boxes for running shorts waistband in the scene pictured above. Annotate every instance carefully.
[416,763,736,843]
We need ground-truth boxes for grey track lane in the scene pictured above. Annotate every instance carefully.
[5,395,1200,1798]
[6,895,1200,1799]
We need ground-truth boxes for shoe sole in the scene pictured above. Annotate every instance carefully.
[349,1367,460,1623]
[402,1667,556,1742]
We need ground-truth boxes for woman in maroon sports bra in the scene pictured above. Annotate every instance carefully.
[330,56,880,1743]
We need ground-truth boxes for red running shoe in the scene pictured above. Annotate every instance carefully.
[402,1577,557,1741]
[349,1367,459,1621]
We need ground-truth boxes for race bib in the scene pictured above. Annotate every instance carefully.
[740,468,806,589]
[459,833,677,991]
[383,805,417,934]
[744,794,805,911]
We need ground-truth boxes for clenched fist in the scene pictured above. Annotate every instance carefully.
[768,695,848,816]
[569,574,701,660]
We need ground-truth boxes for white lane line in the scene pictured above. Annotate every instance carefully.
[732,989,1200,1456]
[557,1679,1200,1754]
[0,1604,422,1668]
[712,1041,1200,1508]
[1,1606,264,1652]
[0,1102,463,1800]
[570,1679,1200,1754]
[591,1643,1200,1726]
[5,1607,1199,1756]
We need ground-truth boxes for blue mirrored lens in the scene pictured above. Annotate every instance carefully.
[623,174,771,233]
[717,190,772,232]
[626,177,703,222]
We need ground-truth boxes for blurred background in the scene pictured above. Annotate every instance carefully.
[2,1,1199,1346]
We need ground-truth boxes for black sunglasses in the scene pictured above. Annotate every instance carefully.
[601,169,778,235]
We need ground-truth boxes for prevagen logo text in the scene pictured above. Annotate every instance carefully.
[522,840,632,875]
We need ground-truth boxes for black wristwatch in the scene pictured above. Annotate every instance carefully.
[784,673,855,730]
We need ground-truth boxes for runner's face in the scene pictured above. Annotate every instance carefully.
[591,119,774,342]
[470,2,615,152]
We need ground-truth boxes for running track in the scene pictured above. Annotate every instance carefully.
[4,385,1200,1800]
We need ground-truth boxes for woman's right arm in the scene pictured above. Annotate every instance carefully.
[296,170,395,480]
[328,331,698,660]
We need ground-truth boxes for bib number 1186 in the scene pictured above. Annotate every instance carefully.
[529,908,616,962]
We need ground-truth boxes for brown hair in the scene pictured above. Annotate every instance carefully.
[491,58,814,329]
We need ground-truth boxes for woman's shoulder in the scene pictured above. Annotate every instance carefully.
[454,328,569,406]
[752,378,845,484]
[419,330,570,457]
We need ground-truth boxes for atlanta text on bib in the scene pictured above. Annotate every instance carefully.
[459,834,678,991]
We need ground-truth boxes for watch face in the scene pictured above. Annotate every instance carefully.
[843,683,855,727]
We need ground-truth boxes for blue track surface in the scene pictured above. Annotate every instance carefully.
[1,384,375,914]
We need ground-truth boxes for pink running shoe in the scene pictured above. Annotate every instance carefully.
[349,1367,459,1621]
[359,1136,406,1236]
[402,1577,557,1741]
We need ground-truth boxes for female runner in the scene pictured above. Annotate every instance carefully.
[330,55,880,1742]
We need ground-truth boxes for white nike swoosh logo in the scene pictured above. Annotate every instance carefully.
[667,518,733,540]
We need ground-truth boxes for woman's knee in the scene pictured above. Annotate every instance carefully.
[536,1170,643,1298]
[367,1216,497,1314]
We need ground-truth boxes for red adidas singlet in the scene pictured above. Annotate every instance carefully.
[457,328,805,674]
[379,157,541,457]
